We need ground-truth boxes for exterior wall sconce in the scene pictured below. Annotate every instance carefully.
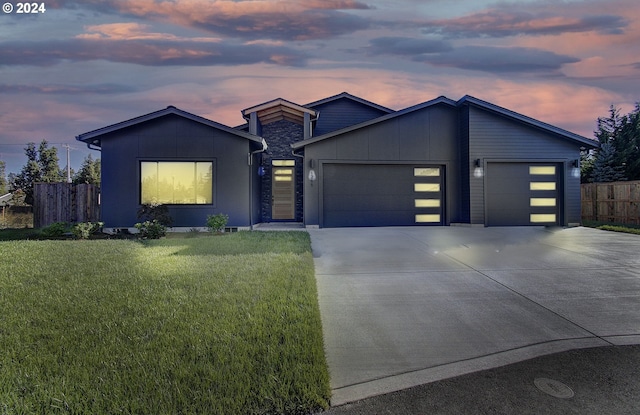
[473,159,484,178]
[308,159,317,183]
[571,159,580,179]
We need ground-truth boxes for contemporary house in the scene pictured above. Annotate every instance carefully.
[76,92,598,230]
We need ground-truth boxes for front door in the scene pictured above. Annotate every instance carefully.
[272,160,296,220]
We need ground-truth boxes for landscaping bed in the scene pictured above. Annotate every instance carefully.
[0,232,330,414]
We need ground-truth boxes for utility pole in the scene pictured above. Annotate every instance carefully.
[62,144,72,183]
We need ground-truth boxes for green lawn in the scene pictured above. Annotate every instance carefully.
[0,232,330,414]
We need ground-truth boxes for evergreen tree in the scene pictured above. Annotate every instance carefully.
[589,103,640,182]
[595,105,623,146]
[580,149,595,183]
[38,141,63,183]
[616,103,640,180]
[591,141,626,183]
[73,154,101,185]
[0,160,7,195]
[10,140,63,205]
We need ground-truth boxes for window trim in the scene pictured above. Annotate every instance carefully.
[139,159,216,206]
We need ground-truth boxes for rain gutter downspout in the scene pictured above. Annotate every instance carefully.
[249,138,268,230]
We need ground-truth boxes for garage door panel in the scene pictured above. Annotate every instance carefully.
[322,164,444,227]
[487,162,560,226]
[325,180,414,196]
[325,210,417,227]
[325,194,415,211]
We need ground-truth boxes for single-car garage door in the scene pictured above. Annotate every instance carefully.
[322,164,444,227]
[486,162,561,226]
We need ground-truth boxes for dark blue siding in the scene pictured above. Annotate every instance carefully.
[100,114,254,228]
[310,98,390,136]
[304,103,461,227]
[467,106,581,225]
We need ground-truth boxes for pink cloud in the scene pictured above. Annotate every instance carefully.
[107,0,371,40]
[77,23,221,42]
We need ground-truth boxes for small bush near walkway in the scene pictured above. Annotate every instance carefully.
[0,231,330,414]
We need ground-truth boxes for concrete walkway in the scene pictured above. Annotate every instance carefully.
[308,226,640,406]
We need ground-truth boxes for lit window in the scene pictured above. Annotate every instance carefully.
[272,160,295,166]
[141,161,213,204]
[530,198,556,207]
[529,166,556,175]
[414,168,440,177]
[273,168,294,175]
[530,214,556,223]
[416,214,441,223]
[530,182,556,191]
[415,199,440,208]
[415,183,440,192]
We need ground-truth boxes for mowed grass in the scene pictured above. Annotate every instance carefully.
[0,232,330,414]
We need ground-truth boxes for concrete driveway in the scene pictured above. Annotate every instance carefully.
[308,226,640,405]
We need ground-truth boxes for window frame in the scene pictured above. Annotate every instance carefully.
[139,159,216,206]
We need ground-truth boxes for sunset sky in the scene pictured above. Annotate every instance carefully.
[1,0,639,175]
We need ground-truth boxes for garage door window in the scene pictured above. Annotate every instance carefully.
[530,214,557,223]
[530,182,556,191]
[529,165,557,224]
[414,168,440,176]
[530,198,556,207]
[415,199,440,208]
[529,166,556,175]
[414,183,440,192]
[414,166,442,223]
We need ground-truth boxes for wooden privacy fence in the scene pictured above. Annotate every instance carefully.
[33,183,100,228]
[581,180,640,224]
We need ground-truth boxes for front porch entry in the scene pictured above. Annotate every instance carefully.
[271,159,296,220]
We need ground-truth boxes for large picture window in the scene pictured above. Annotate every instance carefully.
[141,161,213,204]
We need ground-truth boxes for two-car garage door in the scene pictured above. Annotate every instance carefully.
[320,162,561,228]
[322,164,444,227]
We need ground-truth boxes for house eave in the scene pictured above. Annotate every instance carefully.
[292,96,457,149]
[458,95,599,149]
[241,98,318,126]
[304,91,395,114]
[76,105,265,148]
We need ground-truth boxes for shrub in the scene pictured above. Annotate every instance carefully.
[41,222,69,237]
[72,221,104,239]
[597,225,640,235]
[137,203,173,226]
[206,213,229,233]
[135,220,167,239]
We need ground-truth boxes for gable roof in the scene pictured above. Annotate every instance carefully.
[304,91,395,114]
[0,193,13,206]
[241,98,318,125]
[293,95,598,150]
[76,105,266,148]
[292,96,456,149]
[458,95,598,148]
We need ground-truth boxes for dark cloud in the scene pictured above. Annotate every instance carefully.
[0,84,137,94]
[46,0,373,41]
[190,10,370,41]
[417,46,580,73]
[366,37,453,56]
[421,9,627,38]
[0,39,309,67]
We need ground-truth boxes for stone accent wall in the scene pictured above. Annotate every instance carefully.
[259,120,304,222]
